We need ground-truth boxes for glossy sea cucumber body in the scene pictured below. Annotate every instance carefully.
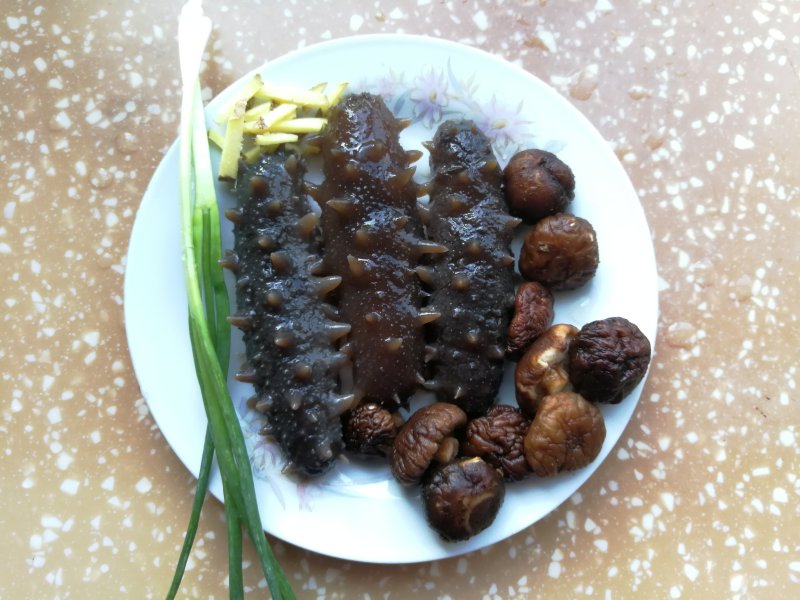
[318,93,432,409]
[228,151,352,477]
[424,120,519,416]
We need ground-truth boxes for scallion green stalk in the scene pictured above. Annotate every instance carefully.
[173,2,295,598]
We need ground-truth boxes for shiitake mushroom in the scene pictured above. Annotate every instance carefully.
[422,457,505,541]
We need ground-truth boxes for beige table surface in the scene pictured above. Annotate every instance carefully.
[2,0,798,598]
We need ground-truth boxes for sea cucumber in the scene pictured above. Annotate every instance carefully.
[226,151,353,477]
[316,93,436,409]
[423,120,519,416]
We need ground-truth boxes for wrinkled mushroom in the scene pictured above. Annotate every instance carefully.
[568,317,652,404]
[422,457,505,541]
[462,405,531,481]
[342,402,403,457]
[515,323,579,417]
[523,391,606,477]
[390,402,467,486]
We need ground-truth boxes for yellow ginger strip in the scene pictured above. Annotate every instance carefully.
[217,99,247,181]
[243,104,297,133]
[254,132,299,146]
[269,117,327,134]
[214,74,264,124]
[255,82,329,108]
[243,100,273,120]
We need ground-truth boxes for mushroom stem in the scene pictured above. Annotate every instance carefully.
[434,436,459,464]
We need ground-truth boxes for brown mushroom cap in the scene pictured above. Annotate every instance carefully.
[390,402,467,486]
[515,324,579,417]
[422,457,505,541]
[462,405,531,481]
[342,403,401,457]
[523,391,606,477]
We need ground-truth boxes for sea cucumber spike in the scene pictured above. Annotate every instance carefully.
[324,322,352,341]
[465,240,483,258]
[265,291,283,308]
[424,344,438,362]
[267,199,283,217]
[449,197,468,215]
[224,208,244,224]
[453,385,466,400]
[487,344,506,361]
[421,140,434,152]
[227,314,254,330]
[481,158,499,174]
[289,395,302,411]
[313,275,342,297]
[457,170,472,185]
[296,212,320,239]
[464,330,481,347]
[415,265,435,285]
[254,396,273,413]
[416,309,441,326]
[354,227,372,248]
[269,251,292,274]
[343,161,360,181]
[274,332,296,349]
[416,183,431,198]
[385,337,403,352]
[331,351,350,369]
[499,254,515,267]
[503,216,523,230]
[451,274,470,291]
[329,394,357,417]
[417,202,431,224]
[340,341,353,356]
[405,149,424,165]
[413,240,448,256]
[320,303,340,320]
[294,363,313,381]
[423,378,441,392]
[308,258,326,275]
[236,275,251,288]
[283,154,299,175]
[257,235,276,251]
[235,370,259,384]
[326,197,355,217]
[392,392,404,408]
[360,140,387,161]
[397,117,413,131]
[219,254,239,271]
[249,176,268,197]
[365,311,380,325]
[303,181,323,202]
[394,166,416,188]
[317,444,334,460]
[347,254,367,277]
[393,215,410,230]
[415,371,427,386]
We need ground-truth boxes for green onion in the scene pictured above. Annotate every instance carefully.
[172,2,295,598]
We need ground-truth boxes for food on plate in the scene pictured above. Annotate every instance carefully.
[515,323,579,417]
[342,402,402,457]
[503,148,575,223]
[226,151,352,477]
[568,317,652,404]
[316,93,431,409]
[423,120,519,417]
[505,281,555,359]
[518,212,599,290]
[422,457,505,541]
[523,391,606,477]
[390,402,467,486]
[461,404,531,481]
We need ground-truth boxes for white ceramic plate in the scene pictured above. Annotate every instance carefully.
[124,35,658,564]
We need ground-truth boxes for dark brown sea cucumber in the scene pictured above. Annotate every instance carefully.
[226,151,353,477]
[316,93,435,409]
[424,120,519,416]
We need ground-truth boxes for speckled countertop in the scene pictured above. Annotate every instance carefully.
[2,1,798,598]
